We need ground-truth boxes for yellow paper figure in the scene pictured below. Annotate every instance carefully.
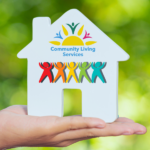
[66,62,78,83]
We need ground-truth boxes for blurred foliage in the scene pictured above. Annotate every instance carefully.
[0,0,150,149]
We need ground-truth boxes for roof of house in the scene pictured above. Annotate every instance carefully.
[17,9,129,62]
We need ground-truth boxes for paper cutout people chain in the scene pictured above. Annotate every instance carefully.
[39,62,106,83]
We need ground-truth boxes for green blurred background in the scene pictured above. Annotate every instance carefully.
[0,0,149,149]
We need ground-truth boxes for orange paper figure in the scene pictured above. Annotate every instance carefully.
[66,62,78,83]
[53,62,66,83]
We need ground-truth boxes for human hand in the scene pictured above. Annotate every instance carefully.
[0,105,147,149]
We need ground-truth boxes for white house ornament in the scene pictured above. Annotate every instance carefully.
[17,9,129,123]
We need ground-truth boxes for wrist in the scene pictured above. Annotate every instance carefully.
[0,134,7,149]
[0,120,6,149]
[0,112,14,150]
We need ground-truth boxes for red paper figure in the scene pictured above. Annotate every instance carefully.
[39,62,53,83]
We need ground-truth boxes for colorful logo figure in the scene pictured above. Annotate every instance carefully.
[49,22,96,46]
[91,62,106,83]
[39,62,53,83]
[54,31,63,39]
[66,62,78,83]
[39,62,106,83]
[83,30,92,39]
[79,62,91,83]
[67,22,79,34]
[53,62,66,83]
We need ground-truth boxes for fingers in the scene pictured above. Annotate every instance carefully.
[31,137,95,147]
[108,121,146,135]
[99,123,134,136]
[52,129,98,141]
[115,117,135,123]
[51,137,96,147]
[25,116,106,137]
[114,118,147,134]
[55,122,134,141]
[51,120,147,147]
[48,116,106,135]
[118,122,147,134]
[54,121,147,141]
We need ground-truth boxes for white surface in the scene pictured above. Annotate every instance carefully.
[18,9,129,123]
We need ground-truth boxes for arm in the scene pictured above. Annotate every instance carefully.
[53,63,58,69]
[74,62,78,69]
[49,63,53,69]
[62,63,66,69]
[99,62,106,69]
[91,62,94,69]
[78,62,81,70]
[39,62,44,69]
[66,63,69,69]
[86,62,91,69]
[0,105,146,149]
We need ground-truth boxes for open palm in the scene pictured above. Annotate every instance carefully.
[0,105,147,149]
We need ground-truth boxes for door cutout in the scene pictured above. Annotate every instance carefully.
[63,89,82,116]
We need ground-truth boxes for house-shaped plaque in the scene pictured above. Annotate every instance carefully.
[17,9,129,123]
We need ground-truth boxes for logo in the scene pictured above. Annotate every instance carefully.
[39,23,106,83]
[49,22,96,46]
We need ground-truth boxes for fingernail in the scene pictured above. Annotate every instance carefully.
[135,132,144,134]
[123,132,132,135]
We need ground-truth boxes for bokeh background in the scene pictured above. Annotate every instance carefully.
[0,0,149,149]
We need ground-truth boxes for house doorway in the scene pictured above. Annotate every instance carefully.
[63,89,82,116]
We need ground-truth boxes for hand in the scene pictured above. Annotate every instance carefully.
[0,105,147,149]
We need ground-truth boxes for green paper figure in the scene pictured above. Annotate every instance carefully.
[79,62,91,83]
[67,22,79,34]
[91,62,106,83]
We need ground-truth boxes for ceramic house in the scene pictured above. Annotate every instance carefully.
[17,9,129,123]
